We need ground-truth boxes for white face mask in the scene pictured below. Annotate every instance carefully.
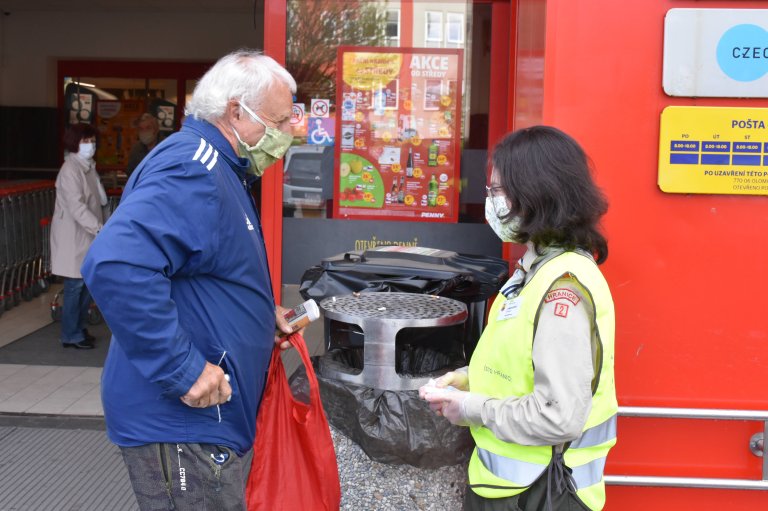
[485,196,522,242]
[77,142,96,160]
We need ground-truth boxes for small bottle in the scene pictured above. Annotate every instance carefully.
[428,141,438,167]
[405,147,414,177]
[428,174,438,207]
[390,178,399,196]
[278,299,320,336]
[398,176,406,203]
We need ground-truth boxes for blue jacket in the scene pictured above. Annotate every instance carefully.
[82,117,275,455]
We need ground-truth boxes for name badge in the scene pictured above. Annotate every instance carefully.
[497,297,522,321]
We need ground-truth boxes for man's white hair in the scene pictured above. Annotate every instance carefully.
[185,49,296,122]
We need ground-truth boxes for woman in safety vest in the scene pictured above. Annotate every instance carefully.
[421,126,617,511]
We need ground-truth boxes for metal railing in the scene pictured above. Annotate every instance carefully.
[605,406,768,490]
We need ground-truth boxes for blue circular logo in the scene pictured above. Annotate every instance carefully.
[716,24,768,82]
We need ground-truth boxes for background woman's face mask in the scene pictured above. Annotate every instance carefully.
[485,196,522,242]
[77,142,96,160]
[233,101,293,176]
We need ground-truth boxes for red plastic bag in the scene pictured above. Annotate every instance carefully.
[246,333,341,511]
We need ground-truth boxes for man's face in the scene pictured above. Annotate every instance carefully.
[234,80,293,146]
[138,119,158,138]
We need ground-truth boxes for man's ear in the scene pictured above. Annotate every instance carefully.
[228,100,241,121]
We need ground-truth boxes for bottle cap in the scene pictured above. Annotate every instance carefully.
[304,299,320,322]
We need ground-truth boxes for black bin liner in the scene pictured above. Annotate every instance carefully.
[291,350,474,468]
[300,246,508,302]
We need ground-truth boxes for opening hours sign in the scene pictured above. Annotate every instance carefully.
[658,106,768,196]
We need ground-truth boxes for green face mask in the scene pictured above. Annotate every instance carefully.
[232,101,293,176]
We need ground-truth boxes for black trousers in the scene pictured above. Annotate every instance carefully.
[120,443,253,511]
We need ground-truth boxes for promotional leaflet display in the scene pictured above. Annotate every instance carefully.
[334,47,463,223]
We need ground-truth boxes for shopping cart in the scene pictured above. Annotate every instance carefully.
[0,180,56,316]
[0,185,11,316]
[104,187,122,221]
[49,289,103,324]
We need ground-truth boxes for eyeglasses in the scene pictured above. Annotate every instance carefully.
[485,185,505,198]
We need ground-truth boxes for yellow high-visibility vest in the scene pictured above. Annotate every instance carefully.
[467,251,617,510]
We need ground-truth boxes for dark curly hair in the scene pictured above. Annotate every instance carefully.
[491,125,609,264]
[62,123,98,153]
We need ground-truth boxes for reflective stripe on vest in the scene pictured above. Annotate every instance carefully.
[477,447,608,490]
[570,414,617,449]
[477,448,546,486]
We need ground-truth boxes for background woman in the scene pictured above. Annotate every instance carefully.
[50,123,106,349]
[421,126,617,510]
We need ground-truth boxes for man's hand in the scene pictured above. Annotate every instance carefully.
[274,305,295,351]
[180,362,231,408]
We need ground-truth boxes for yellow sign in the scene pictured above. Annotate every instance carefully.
[659,106,768,196]
[342,52,402,91]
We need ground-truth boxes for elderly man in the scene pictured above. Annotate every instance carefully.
[82,50,296,510]
[125,112,160,177]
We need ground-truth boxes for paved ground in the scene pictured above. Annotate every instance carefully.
[0,321,111,367]
[0,415,138,511]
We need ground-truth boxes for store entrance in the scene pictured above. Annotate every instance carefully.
[274,0,512,305]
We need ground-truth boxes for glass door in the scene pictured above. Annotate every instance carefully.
[261,0,512,304]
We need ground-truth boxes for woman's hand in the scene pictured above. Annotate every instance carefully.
[434,370,469,391]
[420,388,471,426]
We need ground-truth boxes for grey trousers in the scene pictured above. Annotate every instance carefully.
[120,443,253,511]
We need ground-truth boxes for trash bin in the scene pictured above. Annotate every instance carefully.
[318,292,468,391]
[297,246,509,468]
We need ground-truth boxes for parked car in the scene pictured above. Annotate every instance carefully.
[283,144,332,217]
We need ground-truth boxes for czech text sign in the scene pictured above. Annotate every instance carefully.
[664,8,768,97]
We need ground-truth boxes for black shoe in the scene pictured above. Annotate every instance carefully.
[63,340,95,350]
[82,329,96,343]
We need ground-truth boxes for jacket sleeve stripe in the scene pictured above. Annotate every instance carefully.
[206,151,219,171]
[200,144,214,165]
[192,137,207,161]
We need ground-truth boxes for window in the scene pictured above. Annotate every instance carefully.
[425,11,443,43]
[446,13,464,44]
[385,9,400,41]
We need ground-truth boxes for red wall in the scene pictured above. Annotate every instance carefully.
[532,1,768,508]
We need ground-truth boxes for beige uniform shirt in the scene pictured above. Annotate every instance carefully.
[462,244,597,445]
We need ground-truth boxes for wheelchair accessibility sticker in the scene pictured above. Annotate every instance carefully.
[308,117,335,146]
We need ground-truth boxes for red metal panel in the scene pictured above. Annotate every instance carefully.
[263,0,288,302]
[538,0,768,507]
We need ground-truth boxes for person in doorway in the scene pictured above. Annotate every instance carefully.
[125,112,159,178]
[421,126,617,511]
[50,123,107,350]
[82,50,298,510]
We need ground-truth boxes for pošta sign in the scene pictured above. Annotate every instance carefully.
[658,106,768,196]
